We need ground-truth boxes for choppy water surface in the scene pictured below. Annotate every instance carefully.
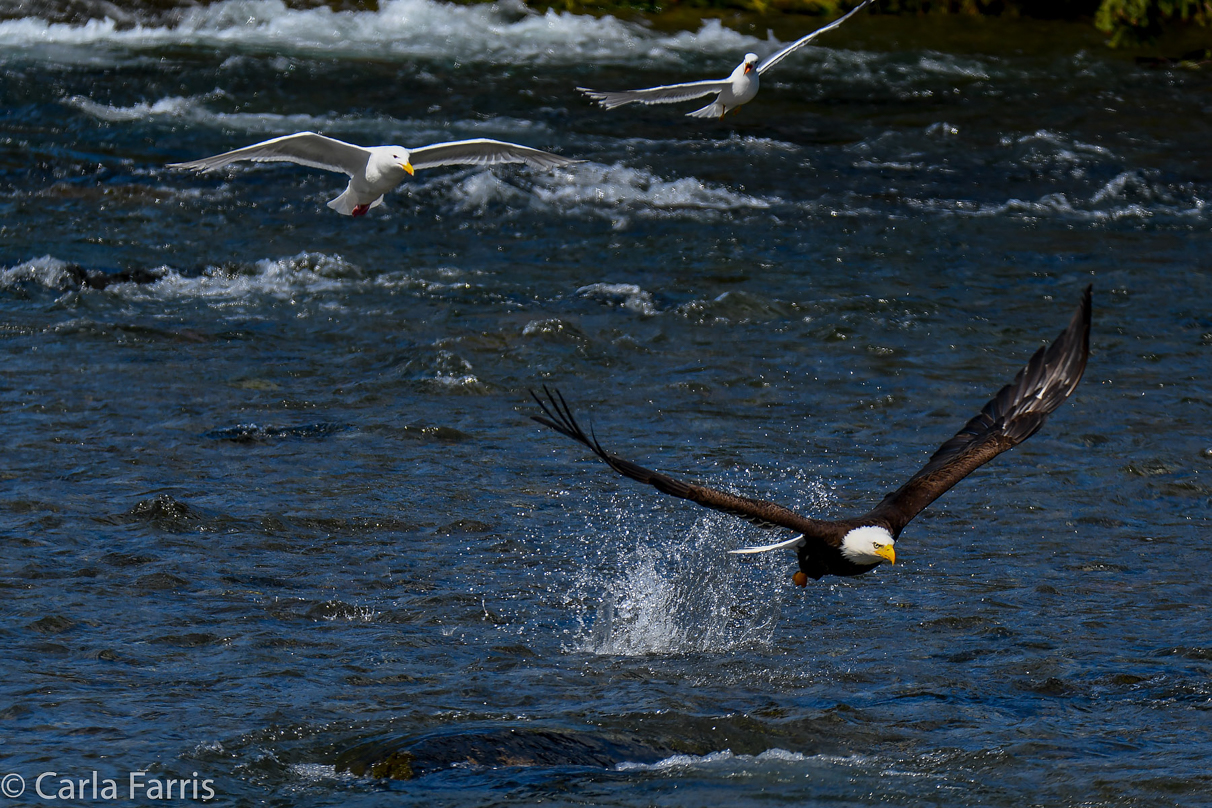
[2,2,1210,805]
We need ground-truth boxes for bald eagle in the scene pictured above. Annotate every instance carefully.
[530,286,1091,586]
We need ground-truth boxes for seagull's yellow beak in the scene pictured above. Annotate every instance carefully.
[401,162,414,176]
[875,545,896,565]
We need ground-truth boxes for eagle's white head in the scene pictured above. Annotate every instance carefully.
[840,526,896,566]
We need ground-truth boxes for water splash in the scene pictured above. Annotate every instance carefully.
[569,470,831,656]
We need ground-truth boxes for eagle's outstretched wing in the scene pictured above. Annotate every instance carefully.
[865,285,1092,534]
[531,387,833,537]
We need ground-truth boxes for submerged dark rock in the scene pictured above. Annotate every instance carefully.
[335,726,678,781]
[136,572,189,591]
[205,422,353,443]
[62,264,165,291]
[126,494,194,522]
[106,494,200,533]
[401,424,473,442]
[104,494,237,535]
[28,615,77,635]
[434,519,495,535]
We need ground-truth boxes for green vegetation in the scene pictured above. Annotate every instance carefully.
[533,0,1210,47]
[1093,0,1209,46]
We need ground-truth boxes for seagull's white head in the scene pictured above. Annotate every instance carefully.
[370,146,414,177]
[840,526,896,567]
[742,52,759,74]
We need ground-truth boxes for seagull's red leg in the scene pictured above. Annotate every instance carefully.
[351,204,370,217]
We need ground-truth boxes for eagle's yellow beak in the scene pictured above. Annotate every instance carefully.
[401,162,414,176]
[875,545,896,565]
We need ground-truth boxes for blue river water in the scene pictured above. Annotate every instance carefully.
[1,1,1210,805]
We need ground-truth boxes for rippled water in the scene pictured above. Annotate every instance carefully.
[2,1,1210,805]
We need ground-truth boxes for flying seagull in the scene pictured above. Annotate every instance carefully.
[577,0,873,120]
[169,132,580,216]
[530,287,1091,586]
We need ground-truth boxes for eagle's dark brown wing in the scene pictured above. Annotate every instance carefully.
[530,387,838,539]
[865,285,1092,535]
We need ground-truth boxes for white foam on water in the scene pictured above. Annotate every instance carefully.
[575,283,658,316]
[440,161,776,222]
[672,289,797,326]
[616,748,871,772]
[416,349,485,393]
[0,255,77,292]
[907,189,1207,223]
[6,254,499,392]
[114,252,364,303]
[914,53,990,80]
[534,162,775,214]
[881,128,1209,224]
[1086,169,1205,218]
[69,93,334,133]
[1004,128,1115,158]
[788,46,996,94]
[68,93,553,141]
[0,0,764,66]
[287,763,359,784]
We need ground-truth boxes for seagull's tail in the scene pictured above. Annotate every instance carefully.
[687,100,726,119]
[327,188,382,216]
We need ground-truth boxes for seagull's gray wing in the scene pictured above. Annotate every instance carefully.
[865,285,1092,536]
[408,139,579,171]
[578,80,730,110]
[757,0,873,75]
[168,132,371,176]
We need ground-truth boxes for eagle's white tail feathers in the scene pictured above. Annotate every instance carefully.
[729,535,806,555]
